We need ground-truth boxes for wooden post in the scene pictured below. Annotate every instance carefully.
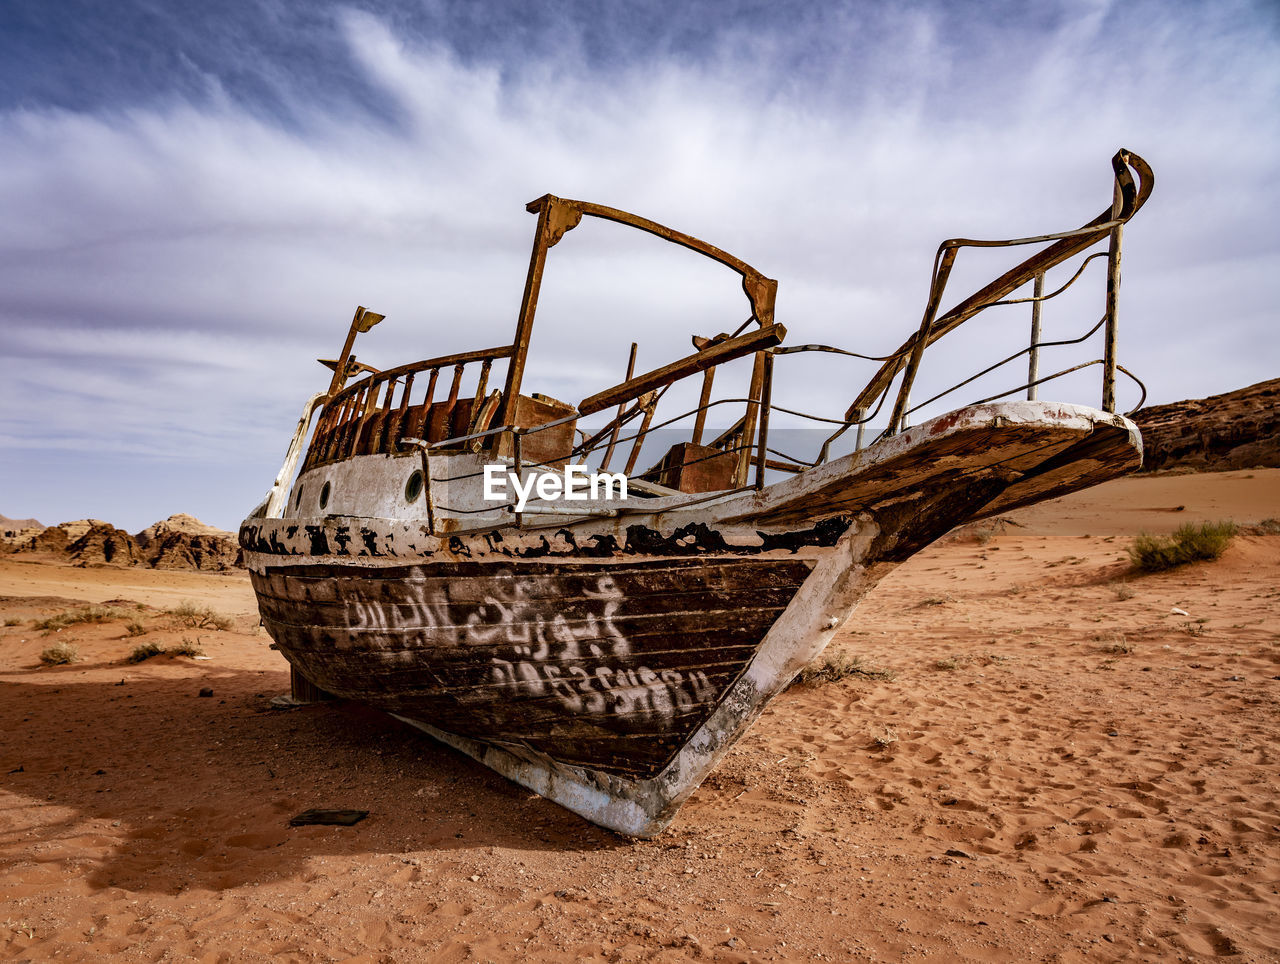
[497,197,581,433]
[735,352,767,487]
[1102,179,1124,413]
[1027,271,1045,400]
[326,306,366,397]
[422,367,440,407]
[600,342,638,471]
[888,247,956,434]
[753,351,774,490]
[418,443,435,535]
[473,359,492,412]
[623,392,659,476]
[853,408,866,452]
[691,366,716,446]
[326,306,385,397]
[512,430,523,527]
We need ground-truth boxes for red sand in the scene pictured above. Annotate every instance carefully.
[2,469,1277,961]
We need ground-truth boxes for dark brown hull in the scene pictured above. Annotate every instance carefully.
[252,555,814,779]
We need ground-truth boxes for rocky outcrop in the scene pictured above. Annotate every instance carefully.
[7,519,109,555]
[67,523,147,567]
[135,514,242,571]
[134,513,232,545]
[4,514,242,570]
[1132,378,1280,473]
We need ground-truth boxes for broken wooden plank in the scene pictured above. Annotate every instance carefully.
[289,809,369,827]
[578,324,786,416]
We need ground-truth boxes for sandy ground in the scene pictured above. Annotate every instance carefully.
[1,468,1277,962]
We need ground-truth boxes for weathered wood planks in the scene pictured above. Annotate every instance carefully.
[253,555,813,778]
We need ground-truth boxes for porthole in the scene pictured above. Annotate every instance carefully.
[294,486,304,509]
[405,469,424,503]
[319,481,331,510]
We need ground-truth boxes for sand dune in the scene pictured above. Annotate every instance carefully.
[1,469,1277,961]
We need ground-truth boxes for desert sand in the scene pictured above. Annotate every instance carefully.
[2,469,1277,962]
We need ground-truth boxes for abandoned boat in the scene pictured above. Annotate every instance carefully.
[240,149,1153,836]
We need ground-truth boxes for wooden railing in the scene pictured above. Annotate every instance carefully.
[856,149,1154,435]
[302,346,512,472]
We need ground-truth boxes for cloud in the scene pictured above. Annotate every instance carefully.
[1,0,1277,529]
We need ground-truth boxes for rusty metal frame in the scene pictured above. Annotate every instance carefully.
[856,149,1153,434]
[495,193,779,438]
[302,149,1153,505]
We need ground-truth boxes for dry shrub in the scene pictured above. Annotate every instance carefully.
[1096,635,1133,655]
[793,649,894,687]
[1129,521,1236,572]
[126,642,165,663]
[33,606,124,633]
[39,641,81,665]
[169,637,205,657]
[124,621,148,637]
[168,601,233,631]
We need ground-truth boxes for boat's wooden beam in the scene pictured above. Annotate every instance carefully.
[579,324,786,416]
[326,346,512,408]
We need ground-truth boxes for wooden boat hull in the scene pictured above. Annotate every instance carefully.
[241,401,1143,835]
[252,556,817,780]
[249,527,890,837]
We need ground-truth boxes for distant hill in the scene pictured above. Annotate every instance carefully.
[0,513,44,539]
[1,513,241,571]
[1132,378,1280,473]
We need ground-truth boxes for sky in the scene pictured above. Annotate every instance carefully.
[1,0,1277,532]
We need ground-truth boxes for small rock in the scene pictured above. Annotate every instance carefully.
[1171,607,1189,616]
[469,874,480,882]
[1103,934,1115,943]
[1227,675,1243,681]
[199,687,214,698]
[1107,730,1119,737]
[944,849,974,859]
